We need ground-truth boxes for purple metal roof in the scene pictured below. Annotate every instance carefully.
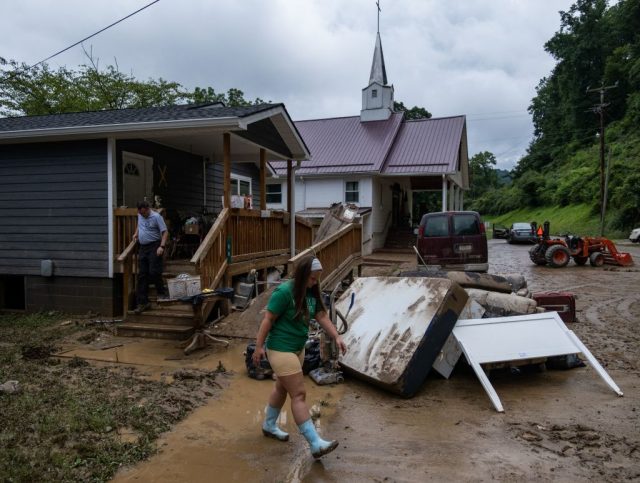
[271,113,403,175]
[382,116,465,174]
[270,113,465,176]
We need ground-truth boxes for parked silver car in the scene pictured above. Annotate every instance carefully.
[507,222,536,244]
[630,227,640,243]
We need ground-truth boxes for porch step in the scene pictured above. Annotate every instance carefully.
[163,259,199,278]
[115,322,194,340]
[125,310,194,326]
[384,227,416,250]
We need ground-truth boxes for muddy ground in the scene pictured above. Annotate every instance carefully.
[108,240,640,482]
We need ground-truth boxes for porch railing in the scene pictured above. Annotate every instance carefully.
[190,208,230,290]
[114,208,166,314]
[191,208,316,290]
[289,223,363,291]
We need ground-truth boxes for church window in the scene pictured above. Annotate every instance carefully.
[372,89,378,98]
[345,181,359,203]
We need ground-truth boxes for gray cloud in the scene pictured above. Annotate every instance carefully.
[1,0,574,169]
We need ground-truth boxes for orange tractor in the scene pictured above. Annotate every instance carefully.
[528,221,634,268]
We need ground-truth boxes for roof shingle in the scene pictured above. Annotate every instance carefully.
[0,103,281,133]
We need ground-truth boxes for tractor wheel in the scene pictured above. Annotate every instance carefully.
[589,251,605,267]
[545,245,571,268]
[529,245,547,265]
[573,256,588,266]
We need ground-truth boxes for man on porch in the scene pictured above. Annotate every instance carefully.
[133,200,169,313]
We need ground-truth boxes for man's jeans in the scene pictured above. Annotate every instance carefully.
[137,241,166,305]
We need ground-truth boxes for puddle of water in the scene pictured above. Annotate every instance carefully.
[112,341,344,483]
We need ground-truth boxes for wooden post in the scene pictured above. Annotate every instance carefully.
[287,159,293,215]
[260,148,267,211]
[223,133,231,210]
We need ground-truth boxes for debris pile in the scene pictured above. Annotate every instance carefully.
[329,271,623,412]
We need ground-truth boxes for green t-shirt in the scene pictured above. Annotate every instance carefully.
[266,280,317,352]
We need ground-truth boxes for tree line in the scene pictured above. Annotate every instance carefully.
[468,0,640,230]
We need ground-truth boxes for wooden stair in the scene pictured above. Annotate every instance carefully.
[383,226,416,251]
[115,259,199,340]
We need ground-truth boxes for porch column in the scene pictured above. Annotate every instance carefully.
[259,148,266,211]
[223,133,231,209]
[449,182,455,211]
[441,175,447,211]
[460,190,464,210]
[287,159,296,259]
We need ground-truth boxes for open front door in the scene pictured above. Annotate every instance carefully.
[123,152,154,207]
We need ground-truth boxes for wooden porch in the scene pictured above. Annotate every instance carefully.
[113,206,362,346]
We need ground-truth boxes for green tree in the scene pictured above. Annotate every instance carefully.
[468,151,499,199]
[394,101,431,119]
[0,54,263,117]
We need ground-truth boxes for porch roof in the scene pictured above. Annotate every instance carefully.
[0,103,310,160]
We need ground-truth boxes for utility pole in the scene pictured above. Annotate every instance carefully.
[587,82,617,235]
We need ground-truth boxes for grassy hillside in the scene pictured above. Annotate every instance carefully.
[485,204,630,239]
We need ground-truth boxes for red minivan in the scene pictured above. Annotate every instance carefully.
[416,211,488,272]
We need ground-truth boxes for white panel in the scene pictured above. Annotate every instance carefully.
[304,178,344,207]
[453,312,623,412]
[295,178,305,211]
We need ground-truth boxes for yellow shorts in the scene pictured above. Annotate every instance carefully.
[267,348,305,377]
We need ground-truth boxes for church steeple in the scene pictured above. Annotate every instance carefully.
[369,32,388,86]
[361,30,394,122]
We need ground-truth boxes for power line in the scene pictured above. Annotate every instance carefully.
[5,0,160,77]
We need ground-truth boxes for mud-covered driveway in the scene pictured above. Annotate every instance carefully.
[114,240,640,482]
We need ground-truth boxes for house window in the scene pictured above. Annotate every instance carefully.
[372,89,378,98]
[230,173,252,196]
[266,184,282,204]
[345,181,359,203]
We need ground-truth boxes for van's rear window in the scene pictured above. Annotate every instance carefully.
[424,216,449,237]
[453,214,480,235]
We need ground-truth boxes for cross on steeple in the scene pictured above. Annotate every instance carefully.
[376,0,381,33]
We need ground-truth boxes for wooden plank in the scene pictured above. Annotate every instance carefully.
[190,208,229,264]
[231,249,289,263]
[322,254,361,291]
[227,254,291,276]
[289,224,354,265]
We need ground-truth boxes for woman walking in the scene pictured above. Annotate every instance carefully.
[252,256,346,458]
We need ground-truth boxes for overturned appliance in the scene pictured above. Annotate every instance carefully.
[335,277,468,397]
[453,312,623,412]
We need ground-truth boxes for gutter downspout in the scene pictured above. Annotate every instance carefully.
[290,161,299,260]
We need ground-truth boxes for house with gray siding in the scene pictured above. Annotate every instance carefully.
[0,103,308,315]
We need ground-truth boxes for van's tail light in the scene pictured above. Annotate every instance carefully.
[418,225,425,238]
[479,223,486,234]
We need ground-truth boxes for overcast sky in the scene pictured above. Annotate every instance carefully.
[1,0,576,170]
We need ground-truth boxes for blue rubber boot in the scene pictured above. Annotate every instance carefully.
[262,405,289,442]
[298,419,339,458]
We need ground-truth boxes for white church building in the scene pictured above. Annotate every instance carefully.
[267,31,469,254]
